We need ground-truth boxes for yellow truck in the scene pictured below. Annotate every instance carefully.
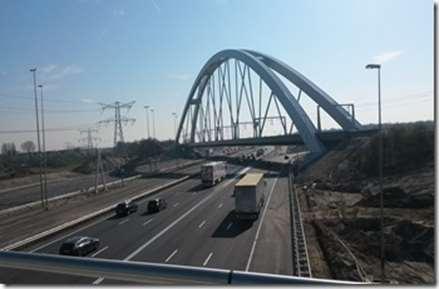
[233,173,266,220]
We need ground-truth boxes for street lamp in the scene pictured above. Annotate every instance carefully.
[172,112,178,138]
[144,105,150,139]
[38,84,48,209]
[365,63,384,281]
[150,108,156,139]
[29,68,45,210]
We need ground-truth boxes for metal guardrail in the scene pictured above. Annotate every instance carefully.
[0,175,142,217]
[287,160,312,277]
[0,251,365,285]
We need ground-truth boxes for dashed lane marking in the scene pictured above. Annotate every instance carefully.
[91,246,108,258]
[203,252,213,266]
[165,249,178,263]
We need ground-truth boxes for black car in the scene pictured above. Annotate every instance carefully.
[115,201,138,216]
[147,198,167,213]
[59,236,100,256]
[284,155,290,160]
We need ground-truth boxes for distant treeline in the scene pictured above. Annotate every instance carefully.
[0,138,195,178]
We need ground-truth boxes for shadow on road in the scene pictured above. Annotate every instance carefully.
[141,210,156,216]
[211,211,255,238]
[140,172,194,179]
[186,182,207,193]
[107,214,125,220]
[263,171,281,178]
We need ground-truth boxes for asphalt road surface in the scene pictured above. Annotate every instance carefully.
[0,173,119,210]
[0,163,293,285]
[0,159,198,211]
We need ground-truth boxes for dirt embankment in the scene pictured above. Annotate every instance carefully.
[297,132,434,284]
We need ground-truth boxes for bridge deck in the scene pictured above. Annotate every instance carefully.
[185,129,377,148]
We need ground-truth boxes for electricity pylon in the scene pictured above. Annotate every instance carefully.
[79,128,100,152]
[98,101,136,147]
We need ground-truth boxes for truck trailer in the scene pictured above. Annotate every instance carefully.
[233,172,266,219]
[200,161,227,186]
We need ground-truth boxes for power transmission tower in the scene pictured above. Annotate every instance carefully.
[94,147,107,193]
[98,101,136,147]
[79,128,100,152]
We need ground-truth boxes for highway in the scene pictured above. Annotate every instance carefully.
[0,159,197,211]
[0,162,293,285]
[0,173,118,210]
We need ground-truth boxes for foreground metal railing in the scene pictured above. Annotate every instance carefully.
[0,251,364,285]
[288,165,312,277]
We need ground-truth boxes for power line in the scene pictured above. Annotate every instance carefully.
[0,95,97,105]
[0,125,93,134]
[355,91,432,107]
[0,106,99,113]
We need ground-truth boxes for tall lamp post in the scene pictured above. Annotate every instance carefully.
[172,112,178,138]
[30,68,45,210]
[144,105,150,139]
[365,63,384,281]
[38,84,48,209]
[150,108,156,139]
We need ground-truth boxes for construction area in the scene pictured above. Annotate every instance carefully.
[294,122,434,284]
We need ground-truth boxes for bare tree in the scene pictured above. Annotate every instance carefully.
[21,140,36,155]
[1,142,17,156]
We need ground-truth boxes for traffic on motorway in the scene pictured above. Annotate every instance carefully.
[0,160,291,285]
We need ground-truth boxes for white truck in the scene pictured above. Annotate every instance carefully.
[200,161,227,186]
[233,173,266,220]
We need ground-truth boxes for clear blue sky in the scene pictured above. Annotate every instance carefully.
[0,0,433,150]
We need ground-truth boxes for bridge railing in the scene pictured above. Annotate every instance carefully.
[0,251,366,285]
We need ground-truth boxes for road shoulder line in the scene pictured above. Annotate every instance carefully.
[245,176,279,271]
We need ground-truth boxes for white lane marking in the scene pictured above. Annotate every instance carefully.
[198,220,206,229]
[93,277,104,285]
[30,216,108,253]
[203,252,213,266]
[217,203,223,209]
[245,177,278,271]
[92,166,250,285]
[226,222,233,231]
[142,218,153,226]
[165,249,178,263]
[173,202,179,207]
[91,246,108,258]
[118,218,130,225]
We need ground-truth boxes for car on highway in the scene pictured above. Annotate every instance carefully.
[115,200,138,216]
[59,236,100,256]
[147,198,167,213]
[284,155,289,160]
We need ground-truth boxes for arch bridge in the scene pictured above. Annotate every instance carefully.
[176,49,373,157]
